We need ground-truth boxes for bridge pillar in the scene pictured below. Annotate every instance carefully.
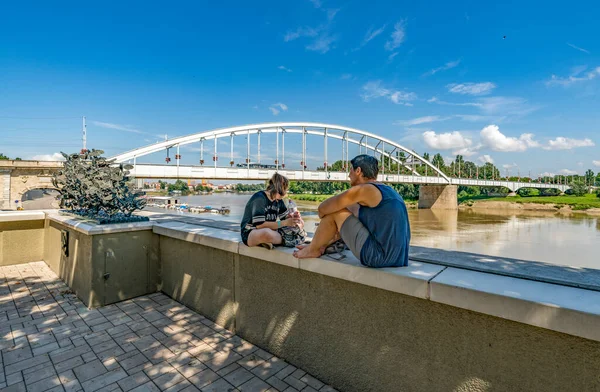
[418,185,458,210]
[1,169,11,210]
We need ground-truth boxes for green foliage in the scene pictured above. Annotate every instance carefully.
[596,189,600,198]
[585,169,595,186]
[517,188,540,197]
[168,179,189,194]
[234,183,265,192]
[431,153,445,171]
[541,188,561,196]
[288,180,350,195]
[390,184,419,200]
[0,153,20,160]
[52,149,148,223]
[568,182,588,196]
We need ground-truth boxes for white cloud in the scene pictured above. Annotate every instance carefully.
[543,137,595,150]
[340,73,353,80]
[477,155,494,164]
[559,169,578,175]
[593,160,600,167]
[540,172,556,177]
[384,21,406,51]
[480,125,539,152]
[388,52,399,62]
[31,152,65,161]
[92,121,145,134]
[277,65,292,72]
[354,25,386,51]
[423,59,460,76]
[452,147,478,157]
[309,0,321,8]
[395,116,450,126]
[361,81,416,105]
[422,131,472,150]
[446,82,496,96]
[430,96,537,116]
[454,114,500,122]
[284,26,318,42]
[567,43,590,54]
[364,25,386,44]
[326,8,340,21]
[502,163,517,169]
[269,103,288,116]
[546,66,600,86]
[306,34,337,53]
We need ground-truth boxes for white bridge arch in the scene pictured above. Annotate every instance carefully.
[110,122,451,182]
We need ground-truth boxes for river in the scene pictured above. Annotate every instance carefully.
[147,193,600,269]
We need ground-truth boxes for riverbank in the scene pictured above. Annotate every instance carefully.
[290,193,419,208]
[461,194,600,215]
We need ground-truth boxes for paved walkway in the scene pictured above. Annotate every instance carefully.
[0,262,337,392]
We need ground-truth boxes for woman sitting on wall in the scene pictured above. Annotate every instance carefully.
[240,173,306,249]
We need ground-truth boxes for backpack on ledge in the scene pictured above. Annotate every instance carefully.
[277,225,307,247]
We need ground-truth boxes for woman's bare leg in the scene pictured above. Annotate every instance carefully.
[247,228,283,247]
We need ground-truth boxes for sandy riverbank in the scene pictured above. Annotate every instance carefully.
[463,200,600,216]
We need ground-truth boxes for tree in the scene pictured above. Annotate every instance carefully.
[479,162,500,180]
[569,181,587,196]
[585,169,595,186]
[596,174,600,187]
[422,152,430,161]
[168,180,189,194]
[0,153,9,160]
[432,153,445,171]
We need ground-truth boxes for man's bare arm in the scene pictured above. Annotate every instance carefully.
[317,185,381,218]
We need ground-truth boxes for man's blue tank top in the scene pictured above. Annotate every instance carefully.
[358,183,411,267]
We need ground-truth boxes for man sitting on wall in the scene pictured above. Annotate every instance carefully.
[293,154,411,267]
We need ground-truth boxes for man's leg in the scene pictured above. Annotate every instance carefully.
[247,228,283,247]
[293,209,352,259]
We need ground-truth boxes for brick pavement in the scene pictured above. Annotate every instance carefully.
[0,262,338,392]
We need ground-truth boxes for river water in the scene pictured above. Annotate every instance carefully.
[148,193,600,269]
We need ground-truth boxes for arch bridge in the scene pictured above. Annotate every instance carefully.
[1,123,571,210]
[110,122,570,208]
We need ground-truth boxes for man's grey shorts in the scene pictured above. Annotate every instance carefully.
[340,215,370,261]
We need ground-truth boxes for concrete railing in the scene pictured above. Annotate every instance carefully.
[2,210,600,391]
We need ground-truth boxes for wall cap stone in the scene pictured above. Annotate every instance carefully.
[0,211,45,222]
[431,267,600,342]
[46,212,154,235]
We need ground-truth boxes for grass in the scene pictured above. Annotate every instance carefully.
[460,193,600,210]
[289,194,334,202]
[290,193,419,207]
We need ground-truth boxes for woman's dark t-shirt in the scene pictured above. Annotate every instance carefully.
[240,191,288,244]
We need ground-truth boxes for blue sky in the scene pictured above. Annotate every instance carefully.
[1,0,599,177]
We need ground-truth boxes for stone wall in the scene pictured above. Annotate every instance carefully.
[0,218,45,266]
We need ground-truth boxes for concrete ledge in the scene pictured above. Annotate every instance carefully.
[0,211,45,222]
[430,267,600,342]
[239,243,300,268]
[299,252,444,299]
[47,212,154,235]
[153,221,240,253]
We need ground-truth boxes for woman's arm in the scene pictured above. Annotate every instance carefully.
[255,218,298,230]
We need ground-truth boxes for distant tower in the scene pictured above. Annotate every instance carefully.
[81,116,87,153]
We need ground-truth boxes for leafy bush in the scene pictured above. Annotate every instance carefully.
[52,149,148,224]
[568,182,588,197]
[541,188,561,196]
[517,188,540,197]
[597,189,600,198]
